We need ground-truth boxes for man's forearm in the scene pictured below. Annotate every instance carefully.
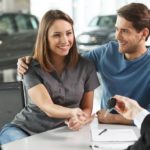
[97,109,132,124]
[113,114,132,125]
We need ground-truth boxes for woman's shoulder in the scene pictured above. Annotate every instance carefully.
[26,59,41,75]
[24,59,43,84]
[29,59,40,67]
[79,55,92,64]
[78,56,95,68]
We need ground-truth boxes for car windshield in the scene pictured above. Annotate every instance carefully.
[15,14,38,31]
[0,13,38,34]
[88,15,116,28]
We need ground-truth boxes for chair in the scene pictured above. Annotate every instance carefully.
[0,81,26,129]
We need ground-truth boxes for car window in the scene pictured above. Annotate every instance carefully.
[15,14,38,32]
[99,16,114,27]
[29,16,39,29]
[89,15,116,28]
[89,17,100,27]
[0,17,14,34]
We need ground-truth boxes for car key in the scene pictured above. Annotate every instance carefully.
[104,98,117,117]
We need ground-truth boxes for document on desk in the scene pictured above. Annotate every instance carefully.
[91,128,138,142]
[90,142,135,150]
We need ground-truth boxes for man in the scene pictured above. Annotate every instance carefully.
[85,2,150,125]
[17,3,150,125]
[114,95,150,150]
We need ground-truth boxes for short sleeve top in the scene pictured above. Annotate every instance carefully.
[11,56,99,135]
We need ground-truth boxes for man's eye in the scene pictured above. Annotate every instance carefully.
[122,29,128,33]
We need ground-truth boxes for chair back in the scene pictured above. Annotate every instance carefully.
[0,81,25,128]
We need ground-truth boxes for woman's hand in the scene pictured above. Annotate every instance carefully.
[65,110,95,131]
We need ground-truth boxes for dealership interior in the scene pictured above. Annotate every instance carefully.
[0,0,150,82]
[0,0,150,149]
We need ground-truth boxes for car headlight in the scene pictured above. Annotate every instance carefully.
[0,40,3,45]
[77,34,96,44]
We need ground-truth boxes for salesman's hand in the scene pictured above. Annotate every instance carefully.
[17,56,32,75]
[114,95,144,120]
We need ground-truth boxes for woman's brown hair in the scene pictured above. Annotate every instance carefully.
[33,10,79,72]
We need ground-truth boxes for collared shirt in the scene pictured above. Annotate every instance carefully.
[134,109,149,129]
[11,56,100,135]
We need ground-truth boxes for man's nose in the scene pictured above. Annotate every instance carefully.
[115,31,122,40]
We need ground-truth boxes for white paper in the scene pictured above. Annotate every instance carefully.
[90,142,134,150]
[91,129,137,142]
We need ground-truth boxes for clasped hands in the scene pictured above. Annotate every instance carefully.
[65,108,94,131]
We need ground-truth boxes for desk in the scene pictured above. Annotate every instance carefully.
[2,118,140,150]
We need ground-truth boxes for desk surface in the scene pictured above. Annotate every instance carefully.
[2,118,140,150]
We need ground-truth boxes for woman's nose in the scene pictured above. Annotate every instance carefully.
[60,35,67,43]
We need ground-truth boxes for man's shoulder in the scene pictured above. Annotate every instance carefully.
[147,46,150,54]
[91,41,119,56]
[93,41,119,57]
[96,41,118,49]
[84,41,118,57]
[109,40,118,46]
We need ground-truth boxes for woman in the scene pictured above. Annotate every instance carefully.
[0,10,99,145]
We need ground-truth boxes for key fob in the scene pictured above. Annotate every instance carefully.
[107,98,116,109]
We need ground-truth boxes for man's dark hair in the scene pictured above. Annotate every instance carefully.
[117,3,150,40]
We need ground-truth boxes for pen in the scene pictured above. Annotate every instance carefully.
[89,144,99,149]
[98,128,107,135]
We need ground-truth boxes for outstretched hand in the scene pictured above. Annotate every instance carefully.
[65,112,95,131]
[114,95,144,120]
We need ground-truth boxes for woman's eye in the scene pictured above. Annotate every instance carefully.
[53,34,60,37]
[67,32,72,36]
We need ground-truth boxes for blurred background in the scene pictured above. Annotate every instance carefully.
[0,0,150,112]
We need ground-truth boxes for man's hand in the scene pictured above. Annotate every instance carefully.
[114,95,144,120]
[17,56,32,75]
[97,109,116,124]
[97,109,132,125]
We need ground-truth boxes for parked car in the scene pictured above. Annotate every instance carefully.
[77,14,150,54]
[0,12,39,81]
[77,14,116,54]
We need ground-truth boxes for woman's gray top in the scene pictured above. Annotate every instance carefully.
[11,57,100,135]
